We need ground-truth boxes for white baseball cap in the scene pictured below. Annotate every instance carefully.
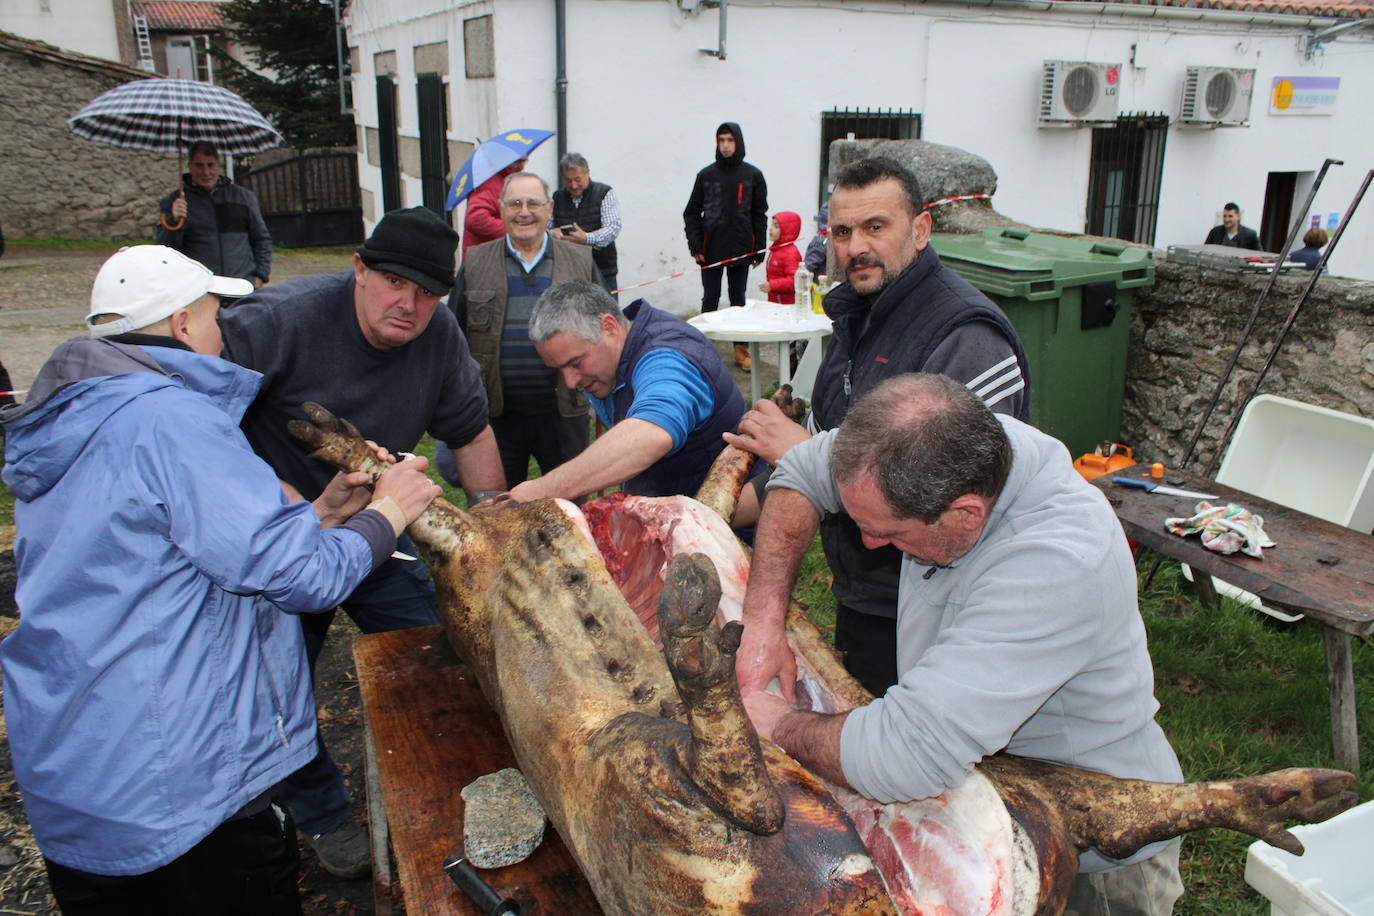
[87,245,253,338]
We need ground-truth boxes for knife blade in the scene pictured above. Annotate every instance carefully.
[1111,477,1218,500]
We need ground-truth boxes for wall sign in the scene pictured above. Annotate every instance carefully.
[1269,76,1340,115]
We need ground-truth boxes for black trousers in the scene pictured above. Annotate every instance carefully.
[491,410,590,487]
[700,259,751,312]
[834,604,900,697]
[45,804,300,916]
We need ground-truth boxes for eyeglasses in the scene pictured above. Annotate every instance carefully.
[501,197,549,211]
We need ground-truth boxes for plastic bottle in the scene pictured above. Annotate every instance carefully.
[793,265,811,321]
[812,274,828,314]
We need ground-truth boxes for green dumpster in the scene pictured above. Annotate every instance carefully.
[930,228,1155,457]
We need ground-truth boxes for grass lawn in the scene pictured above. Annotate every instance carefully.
[1,439,1368,911]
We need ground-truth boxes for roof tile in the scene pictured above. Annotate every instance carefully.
[134,1,226,32]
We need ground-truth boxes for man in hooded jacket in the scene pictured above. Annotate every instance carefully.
[683,123,768,365]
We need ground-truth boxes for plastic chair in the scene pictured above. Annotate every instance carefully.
[1183,395,1374,621]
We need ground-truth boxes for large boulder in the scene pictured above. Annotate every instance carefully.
[826,139,1030,234]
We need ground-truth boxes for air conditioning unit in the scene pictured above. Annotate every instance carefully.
[1179,67,1255,127]
[1039,61,1122,126]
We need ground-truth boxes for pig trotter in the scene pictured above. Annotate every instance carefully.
[1199,768,1358,856]
[770,384,807,423]
[984,757,1359,861]
[286,402,390,483]
[660,554,784,835]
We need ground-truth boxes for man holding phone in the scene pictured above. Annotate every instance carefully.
[551,152,622,297]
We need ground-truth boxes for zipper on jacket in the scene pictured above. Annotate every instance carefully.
[844,359,853,403]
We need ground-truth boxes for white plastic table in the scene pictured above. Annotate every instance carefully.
[687,300,832,405]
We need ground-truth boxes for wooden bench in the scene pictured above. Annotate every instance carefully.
[1092,465,1374,771]
[354,625,603,915]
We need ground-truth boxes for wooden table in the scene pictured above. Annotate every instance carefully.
[354,626,602,915]
[1092,466,1374,771]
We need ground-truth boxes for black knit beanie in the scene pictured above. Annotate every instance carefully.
[357,206,458,295]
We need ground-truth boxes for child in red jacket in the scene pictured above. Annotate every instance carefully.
[758,210,803,304]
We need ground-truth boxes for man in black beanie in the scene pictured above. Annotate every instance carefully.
[219,206,505,880]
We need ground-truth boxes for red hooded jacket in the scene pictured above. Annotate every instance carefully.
[764,210,804,304]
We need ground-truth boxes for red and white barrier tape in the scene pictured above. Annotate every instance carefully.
[611,193,992,296]
[1,389,28,398]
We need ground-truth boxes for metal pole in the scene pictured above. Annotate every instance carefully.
[1177,157,1342,470]
[334,0,349,116]
[555,0,568,161]
[718,0,728,60]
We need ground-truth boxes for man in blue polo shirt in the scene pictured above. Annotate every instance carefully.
[508,280,744,501]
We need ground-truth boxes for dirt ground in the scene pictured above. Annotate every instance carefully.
[0,243,377,915]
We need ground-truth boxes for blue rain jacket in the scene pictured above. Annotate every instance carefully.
[0,337,376,875]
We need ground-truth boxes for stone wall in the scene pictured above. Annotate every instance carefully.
[1124,259,1374,470]
[0,32,174,242]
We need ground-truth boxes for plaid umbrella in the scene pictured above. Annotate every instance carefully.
[68,78,282,153]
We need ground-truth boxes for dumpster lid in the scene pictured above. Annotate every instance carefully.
[931,228,1155,300]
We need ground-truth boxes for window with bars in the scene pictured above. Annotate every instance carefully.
[818,108,921,207]
[1085,113,1168,245]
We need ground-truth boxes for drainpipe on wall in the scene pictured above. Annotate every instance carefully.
[700,0,728,60]
[555,0,567,161]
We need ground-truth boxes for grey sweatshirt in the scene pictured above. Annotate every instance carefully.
[770,416,1182,870]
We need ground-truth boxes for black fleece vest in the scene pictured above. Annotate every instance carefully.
[552,181,617,277]
[612,300,744,497]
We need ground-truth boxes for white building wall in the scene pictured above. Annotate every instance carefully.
[0,0,122,61]
[346,0,1374,315]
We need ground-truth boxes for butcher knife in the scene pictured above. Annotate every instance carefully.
[442,855,520,915]
[1111,477,1218,499]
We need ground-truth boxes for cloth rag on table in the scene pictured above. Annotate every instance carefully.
[1165,502,1276,558]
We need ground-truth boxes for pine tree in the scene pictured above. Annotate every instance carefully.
[213,0,352,150]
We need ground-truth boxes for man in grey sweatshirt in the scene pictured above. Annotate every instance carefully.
[738,373,1184,913]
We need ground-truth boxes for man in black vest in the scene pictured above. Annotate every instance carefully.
[726,157,1031,697]
[551,153,622,298]
[505,280,745,501]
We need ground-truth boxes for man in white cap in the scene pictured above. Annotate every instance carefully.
[0,245,441,914]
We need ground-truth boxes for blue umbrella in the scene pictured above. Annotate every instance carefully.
[445,128,555,212]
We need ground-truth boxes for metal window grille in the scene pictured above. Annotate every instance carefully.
[1085,113,1168,246]
[818,108,921,207]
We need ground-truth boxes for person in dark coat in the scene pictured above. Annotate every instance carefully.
[1204,202,1261,250]
[804,203,830,276]
[683,122,768,368]
[1290,226,1328,270]
[156,140,272,286]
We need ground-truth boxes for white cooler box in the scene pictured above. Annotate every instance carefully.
[1245,798,1374,915]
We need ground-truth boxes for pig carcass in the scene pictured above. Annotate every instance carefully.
[290,403,1355,916]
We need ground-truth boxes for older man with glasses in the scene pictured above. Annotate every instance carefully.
[442,172,601,489]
